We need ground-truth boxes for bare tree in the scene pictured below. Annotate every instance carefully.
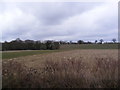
[95,40,97,44]
[99,39,104,44]
[112,38,116,43]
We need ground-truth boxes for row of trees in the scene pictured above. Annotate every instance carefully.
[77,38,117,44]
[1,38,118,51]
[2,38,60,51]
[59,38,117,44]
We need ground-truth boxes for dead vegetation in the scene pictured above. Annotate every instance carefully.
[2,50,118,88]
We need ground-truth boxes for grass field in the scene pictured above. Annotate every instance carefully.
[60,44,118,50]
[2,49,118,88]
[2,50,62,59]
[2,44,118,59]
[2,44,119,88]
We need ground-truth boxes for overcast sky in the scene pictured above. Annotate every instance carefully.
[0,1,118,42]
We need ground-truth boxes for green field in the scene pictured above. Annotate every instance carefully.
[60,44,118,50]
[2,50,62,59]
[2,44,118,59]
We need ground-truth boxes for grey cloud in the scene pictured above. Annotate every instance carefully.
[0,2,118,42]
[15,2,102,25]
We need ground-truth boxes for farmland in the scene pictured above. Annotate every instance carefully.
[2,44,119,88]
[2,50,61,59]
[2,44,118,59]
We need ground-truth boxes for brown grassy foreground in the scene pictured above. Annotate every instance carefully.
[2,50,118,88]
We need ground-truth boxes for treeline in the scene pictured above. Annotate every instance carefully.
[2,38,60,51]
[1,38,118,51]
[60,38,118,44]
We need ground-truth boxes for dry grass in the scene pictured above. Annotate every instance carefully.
[2,49,118,88]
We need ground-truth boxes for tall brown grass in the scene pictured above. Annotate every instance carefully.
[2,56,118,88]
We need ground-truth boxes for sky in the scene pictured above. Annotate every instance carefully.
[0,1,118,42]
